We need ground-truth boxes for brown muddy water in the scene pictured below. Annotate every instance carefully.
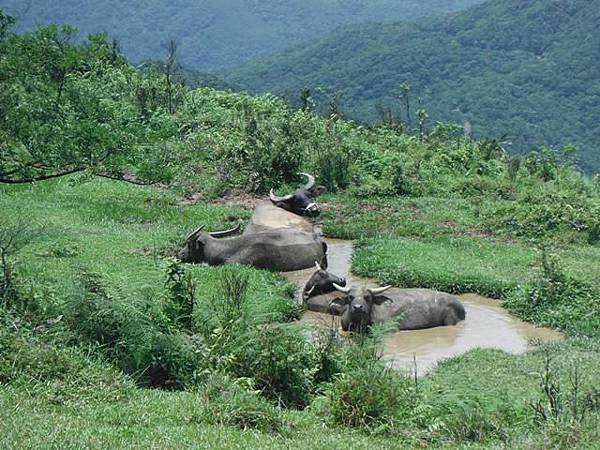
[283,239,563,376]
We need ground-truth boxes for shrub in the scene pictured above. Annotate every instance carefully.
[147,332,205,389]
[314,146,351,193]
[198,373,289,433]
[228,324,318,408]
[504,251,600,337]
[323,362,417,430]
[163,258,196,332]
[65,271,156,375]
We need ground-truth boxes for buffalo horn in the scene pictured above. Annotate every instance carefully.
[269,188,294,202]
[186,225,205,241]
[299,172,315,191]
[208,223,241,238]
[367,286,392,295]
[304,285,316,298]
[333,283,351,294]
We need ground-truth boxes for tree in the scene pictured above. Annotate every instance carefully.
[164,39,180,114]
[399,82,412,130]
[0,21,169,185]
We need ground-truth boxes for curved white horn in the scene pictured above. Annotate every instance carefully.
[209,223,241,238]
[186,225,205,241]
[333,283,351,294]
[303,285,316,298]
[299,172,315,191]
[269,188,293,202]
[314,260,322,271]
[367,285,392,295]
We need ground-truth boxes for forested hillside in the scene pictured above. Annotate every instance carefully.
[222,0,600,173]
[0,0,483,70]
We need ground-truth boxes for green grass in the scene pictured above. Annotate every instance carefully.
[352,236,540,298]
[321,194,484,240]
[1,178,600,449]
[1,339,599,449]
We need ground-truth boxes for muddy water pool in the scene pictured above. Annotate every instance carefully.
[283,239,563,376]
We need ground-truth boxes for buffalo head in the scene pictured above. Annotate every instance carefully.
[329,284,392,333]
[302,261,345,302]
[177,224,240,263]
[269,173,326,218]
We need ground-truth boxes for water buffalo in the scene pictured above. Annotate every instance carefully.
[268,173,325,218]
[329,284,466,333]
[177,224,328,272]
[243,200,316,235]
[302,262,346,313]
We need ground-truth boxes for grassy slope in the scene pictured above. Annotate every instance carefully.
[1,0,483,70]
[1,176,599,448]
[1,333,598,449]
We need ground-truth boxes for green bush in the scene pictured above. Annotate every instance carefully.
[504,252,600,337]
[163,258,196,333]
[227,324,318,408]
[322,361,417,430]
[64,272,156,375]
[198,373,289,433]
[147,332,205,389]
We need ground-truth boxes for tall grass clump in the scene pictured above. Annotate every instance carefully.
[163,257,197,332]
[64,270,157,377]
[197,373,289,433]
[504,250,600,337]
[193,267,328,408]
[317,328,418,432]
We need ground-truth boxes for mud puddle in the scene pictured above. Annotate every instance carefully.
[283,239,563,376]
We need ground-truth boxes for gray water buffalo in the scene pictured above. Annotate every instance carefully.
[329,284,466,333]
[302,262,346,311]
[244,200,316,235]
[177,224,328,272]
[268,173,325,218]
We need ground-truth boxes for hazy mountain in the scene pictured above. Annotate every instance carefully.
[221,0,600,173]
[0,0,483,70]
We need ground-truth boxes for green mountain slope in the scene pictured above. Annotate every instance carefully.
[0,0,483,70]
[221,0,600,173]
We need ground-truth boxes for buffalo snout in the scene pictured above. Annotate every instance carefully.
[304,203,320,217]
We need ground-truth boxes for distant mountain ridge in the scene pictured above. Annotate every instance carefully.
[0,0,483,70]
[221,0,600,173]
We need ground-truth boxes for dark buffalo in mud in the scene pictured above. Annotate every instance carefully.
[302,262,346,312]
[268,173,325,218]
[177,224,327,272]
[329,284,466,333]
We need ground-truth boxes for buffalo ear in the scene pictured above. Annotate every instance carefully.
[194,234,207,250]
[372,294,392,305]
[328,296,349,313]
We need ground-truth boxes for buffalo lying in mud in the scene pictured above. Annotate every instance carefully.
[244,200,316,235]
[177,224,328,272]
[312,283,466,333]
[244,173,325,235]
[268,173,325,218]
[302,262,346,312]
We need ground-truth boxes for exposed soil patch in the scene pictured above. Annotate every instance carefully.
[178,190,261,209]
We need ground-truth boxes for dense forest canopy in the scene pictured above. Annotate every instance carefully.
[0,0,484,70]
[222,0,600,173]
